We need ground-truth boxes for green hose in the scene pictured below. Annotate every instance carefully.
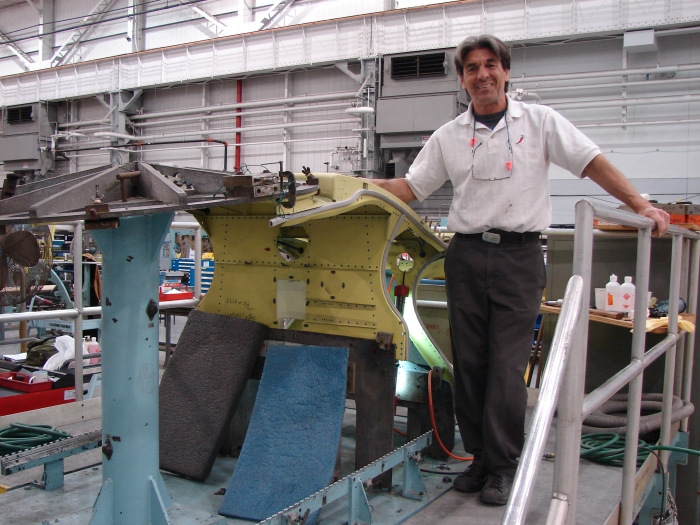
[0,423,71,456]
[581,432,700,467]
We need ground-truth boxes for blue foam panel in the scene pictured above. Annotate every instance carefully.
[218,344,348,521]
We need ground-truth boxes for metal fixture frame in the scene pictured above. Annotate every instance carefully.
[258,432,432,525]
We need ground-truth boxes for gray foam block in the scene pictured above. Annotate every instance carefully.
[159,310,267,481]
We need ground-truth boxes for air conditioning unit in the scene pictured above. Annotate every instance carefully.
[0,102,56,175]
[376,49,468,148]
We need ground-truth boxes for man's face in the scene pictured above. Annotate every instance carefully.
[460,47,510,113]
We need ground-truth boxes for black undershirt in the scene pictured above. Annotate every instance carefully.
[473,109,506,130]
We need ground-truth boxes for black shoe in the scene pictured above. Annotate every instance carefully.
[452,463,488,493]
[479,473,513,505]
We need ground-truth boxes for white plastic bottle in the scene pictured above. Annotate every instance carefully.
[88,337,100,365]
[605,274,622,312]
[620,276,636,315]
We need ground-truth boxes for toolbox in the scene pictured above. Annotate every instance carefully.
[0,371,53,393]
[159,286,195,302]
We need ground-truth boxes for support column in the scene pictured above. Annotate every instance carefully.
[235,79,242,170]
[201,83,210,169]
[283,72,291,170]
[360,58,380,176]
[69,100,79,173]
[109,90,142,167]
[38,0,54,63]
[109,93,126,167]
[126,0,144,54]
[240,0,254,24]
[89,213,174,525]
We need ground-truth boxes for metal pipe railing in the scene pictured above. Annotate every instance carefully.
[682,239,700,430]
[620,220,653,525]
[0,220,201,377]
[582,333,681,418]
[73,221,84,401]
[171,221,203,299]
[660,235,684,468]
[539,199,700,525]
[502,275,583,525]
[674,240,691,399]
[550,200,594,525]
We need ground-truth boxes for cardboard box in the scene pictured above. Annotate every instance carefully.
[687,204,700,226]
[594,203,688,229]
[653,203,687,224]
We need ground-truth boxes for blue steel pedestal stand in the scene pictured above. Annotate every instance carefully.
[88,214,225,525]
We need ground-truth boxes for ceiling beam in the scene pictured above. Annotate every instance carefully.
[24,0,40,15]
[51,0,118,67]
[0,30,33,70]
[259,0,295,30]
[190,5,228,34]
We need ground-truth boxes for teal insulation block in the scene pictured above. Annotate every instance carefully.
[218,344,348,521]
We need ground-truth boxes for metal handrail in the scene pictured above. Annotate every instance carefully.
[0,219,203,401]
[502,275,584,525]
[547,199,700,525]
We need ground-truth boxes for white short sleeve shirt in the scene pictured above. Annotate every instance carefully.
[405,98,601,234]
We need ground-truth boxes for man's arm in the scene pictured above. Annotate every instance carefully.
[582,154,670,237]
[364,178,418,204]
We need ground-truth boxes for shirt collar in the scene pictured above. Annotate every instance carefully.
[457,95,524,127]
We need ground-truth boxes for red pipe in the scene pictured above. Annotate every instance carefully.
[235,79,242,170]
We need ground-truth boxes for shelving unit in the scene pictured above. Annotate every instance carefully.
[171,258,214,295]
[540,304,696,334]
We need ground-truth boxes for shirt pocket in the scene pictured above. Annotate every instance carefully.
[471,137,512,181]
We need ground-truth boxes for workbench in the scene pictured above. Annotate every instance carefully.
[540,304,696,334]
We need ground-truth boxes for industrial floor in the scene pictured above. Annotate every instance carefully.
[0,320,623,525]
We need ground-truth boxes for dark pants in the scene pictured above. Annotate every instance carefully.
[444,233,545,477]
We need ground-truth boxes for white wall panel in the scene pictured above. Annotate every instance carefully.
[526,0,574,36]
[3,0,700,106]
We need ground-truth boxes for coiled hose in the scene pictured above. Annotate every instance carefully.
[580,432,700,467]
[580,432,700,521]
[582,393,694,435]
[0,423,71,456]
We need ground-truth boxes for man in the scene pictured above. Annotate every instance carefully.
[370,34,669,505]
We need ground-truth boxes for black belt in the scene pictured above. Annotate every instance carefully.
[457,229,541,245]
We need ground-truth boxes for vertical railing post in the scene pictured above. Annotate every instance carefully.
[553,200,594,524]
[73,221,84,402]
[194,224,202,299]
[619,224,652,525]
[660,234,683,468]
[673,239,690,398]
[681,239,700,431]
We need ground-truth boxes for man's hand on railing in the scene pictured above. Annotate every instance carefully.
[639,206,670,237]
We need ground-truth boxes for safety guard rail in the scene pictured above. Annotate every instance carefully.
[0,221,203,402]
[502,275,583,524]
[504,199,700,525]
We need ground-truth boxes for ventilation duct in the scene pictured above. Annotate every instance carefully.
[6,106,34,124]
[390,52,447,80]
